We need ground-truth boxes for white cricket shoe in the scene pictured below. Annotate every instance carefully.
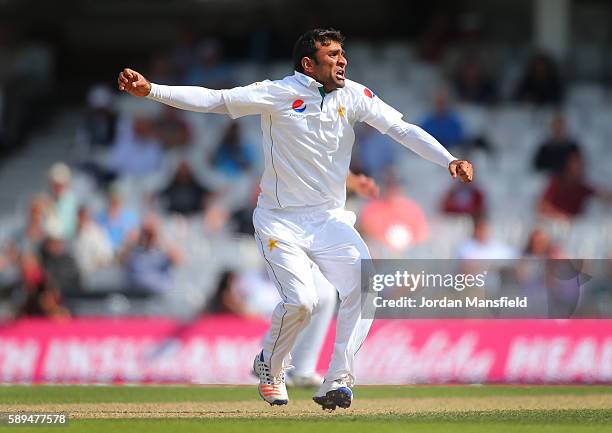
[253,351,289,406]
[312,374,354,410]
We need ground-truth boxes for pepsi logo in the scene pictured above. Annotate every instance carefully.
[363,88,375,98]
[292,99,306,113]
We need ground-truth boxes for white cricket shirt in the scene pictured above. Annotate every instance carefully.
[147,71,456,211]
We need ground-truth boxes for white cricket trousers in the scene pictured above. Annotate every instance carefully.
[290,263,336,377]
[253,205,374,383]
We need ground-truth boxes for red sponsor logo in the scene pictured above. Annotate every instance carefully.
[292,99,306,112]
[363,88,374,98]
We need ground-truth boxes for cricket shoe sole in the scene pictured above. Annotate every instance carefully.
[312,395,337,411]
[327,386,353,409]
[313,386,352,410]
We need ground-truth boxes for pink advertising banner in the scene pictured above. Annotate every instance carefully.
[0,317,610,384]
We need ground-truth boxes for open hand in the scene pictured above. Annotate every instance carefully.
[117,68,151,97]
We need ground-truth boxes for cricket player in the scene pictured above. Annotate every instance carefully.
[118,28,473,410]
[286,171,379,388]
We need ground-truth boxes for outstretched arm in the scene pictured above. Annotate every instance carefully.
[147,83,228,114]
[386,121,473,183]
[118,68,227,113]
[118,68,274,117]
[355,88,473,183]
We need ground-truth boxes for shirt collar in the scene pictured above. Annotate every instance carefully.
[293,71,324,89]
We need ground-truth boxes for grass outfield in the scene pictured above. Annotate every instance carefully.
[0,385,610,432]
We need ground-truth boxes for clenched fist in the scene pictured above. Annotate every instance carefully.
[117,68,151,97]
[448,160,474,183]
[346,172,380,199]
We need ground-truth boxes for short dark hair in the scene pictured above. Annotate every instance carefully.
[292,28,345,73]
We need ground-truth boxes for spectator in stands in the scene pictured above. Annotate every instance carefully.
[517,237,574,317]
[106,116,164,177]
[421,87,466,151]
[533,113,581,174]
[515,52,564,106]
[96,187,140,253]
[121,214,182,293]
[352,124,396,183]
[359,173,428,255]
[206,121,258,236]
[586,254,612,316]
[201,200,232,236]
[523,227,563,258]
[209,122,256,179]
[40,231,82,295]
[73,206,114,278]
[10,196,48,255]
[155,106,192,150]
[207,121,260,235]
[234,269,282,317]
[538,152,611,220]
[440,180,486,219]
[79,84,118,151]
[75,85,120,187]
[18,275,70,319]
[158,160,211,216]
[229,182,260,235]
[45,163,79,240]
[453,56,497,105]
[18,250,44,294]
[184,39,234,89]
[455,215,517,259]
[2,197,49,297]
[0,252,18,301]
[207,270,250,316]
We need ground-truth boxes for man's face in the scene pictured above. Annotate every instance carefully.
[305,40,347,92]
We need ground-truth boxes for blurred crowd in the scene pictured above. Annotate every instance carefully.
[0,24,611,320]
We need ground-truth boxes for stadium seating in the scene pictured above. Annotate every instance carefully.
[0,54,610,318]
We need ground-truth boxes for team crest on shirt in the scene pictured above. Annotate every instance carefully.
[363,87,376,98]
[292,99,307,113]
[268,238,279,252]
[337,105,346,117]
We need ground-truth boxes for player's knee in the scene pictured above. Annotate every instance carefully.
[289,295,317,317]
[300,297,317,316]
